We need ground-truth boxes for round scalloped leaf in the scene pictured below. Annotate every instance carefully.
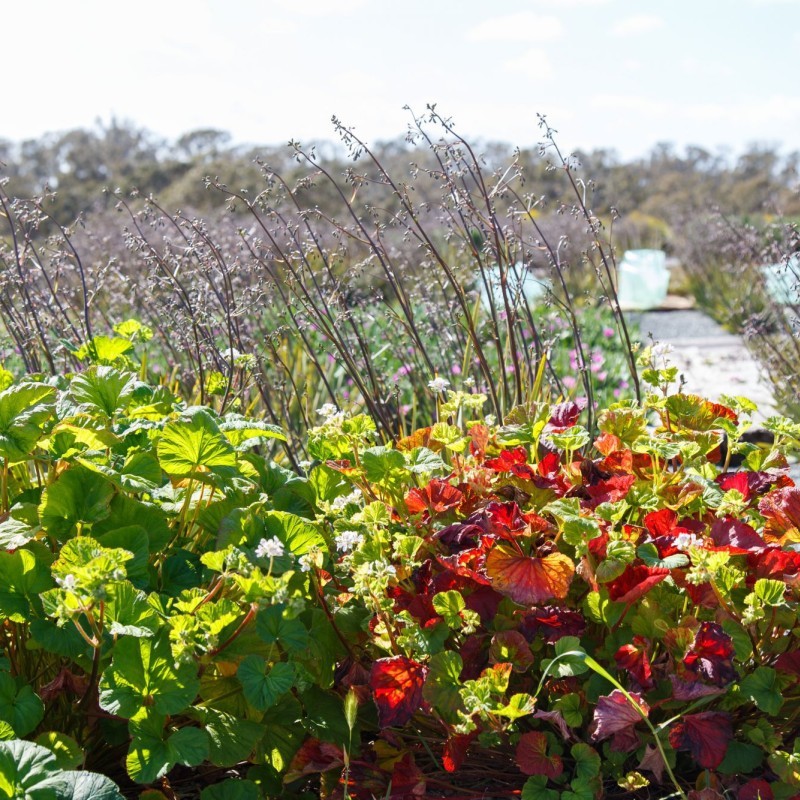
[39,466,114,539]
[0,739,66,799]
[0,673,44,738]
[237,657,294,712]
[68,367,137,418]
[157,413,236,477]
[35,733,83,771]
[59,770,124,800]
[200,780,260,800]
[0,383,56,464]
[98,634,199,719]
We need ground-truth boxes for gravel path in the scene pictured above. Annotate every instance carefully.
[629,310,778,423]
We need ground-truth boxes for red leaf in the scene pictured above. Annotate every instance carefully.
[638,743,667,783]
[515,731,564,778]
[518,606,587,643]
[591,689,648,752]
[669,675,725,701]
[716,470,751,500]
[739,780,774,800]
[710,517,765,551]
[286,738,344,781]
[548,399,587,432]
[682,622,737,687]
[405,479,463,516]
[607,564,669,604]
[485,544,574,605]
[775,651,800,676]
[486,447,528,472]
[489,630,534,672]
[586,473,636,506]
[669,711,732,769]
[389,753,426,799]
[533,709,572,740]
[644,508,678,537]
[748,546,800,580]
[615,636,654,691]
[469,424,489,462]
[442,732,477,772]
[759,487,800,542]
[370,656,428,728]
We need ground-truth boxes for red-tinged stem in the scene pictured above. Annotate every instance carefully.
[208,603,256,659]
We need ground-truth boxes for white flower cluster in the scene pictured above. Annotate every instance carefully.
[255,536,285,559]
[335,529,364,553]
[316,403,346,426]
[428,377,450,393]
[331,488,363,511]
[673,532,702,552]
[55,574,78,592]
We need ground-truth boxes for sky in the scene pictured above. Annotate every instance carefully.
[4,0,800,160]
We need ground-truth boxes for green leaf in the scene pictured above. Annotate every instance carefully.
[34,732,83,771]
[301,686,354,747]
[755,578,786,606]
[39,466,115,538]
[200,780,260,800]
[75,336,134,366]
[69,367,137,418]
[542,637,588,678]
[521,775,559,800]
[99,634,200,719]
[126,714,209,785]
[157,413,237,477]
[717,740,764,776]
[404,447,446,475]
[0,549,52,623]
[255,605,309,654]
[362,446,406,484]
[637,542,689,570]
[59,770,125,800]
[113,319,152,342]
[495,693,536,720]
[0,673,44,736]
[553,693,583,727]
[571,743,601,780]
[432,590,465,628]
[0,383,55,463]
[741,667,783,715]
[422,651,464,725]
[0,739,66,799]
[237,657,294,711]
[187,708,263,767]
[219,417,287,447]
[261,511,325,556]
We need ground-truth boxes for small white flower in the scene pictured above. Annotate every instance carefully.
[255,536,285,559]
[331,488,363,510]
[484,414,496,427]
[316,403,339,419]
[56,574,78,592]
[428,377,450,393]
[335,530,364,553]
[298,554,313,573]
[221,347,242,362]
[463,376,476,388]
[298,460,312,470]
[674,532,701,552]
[651,342,674,358]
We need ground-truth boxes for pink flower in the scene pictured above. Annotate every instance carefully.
[603,327,615,338]
[451,364,462,375]
[563,376,577,389]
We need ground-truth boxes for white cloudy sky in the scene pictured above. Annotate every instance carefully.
[4,0,800,158]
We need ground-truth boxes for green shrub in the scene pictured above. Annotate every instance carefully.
[2,364,800,799]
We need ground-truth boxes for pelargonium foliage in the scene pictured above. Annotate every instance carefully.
[1,362,800,800]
